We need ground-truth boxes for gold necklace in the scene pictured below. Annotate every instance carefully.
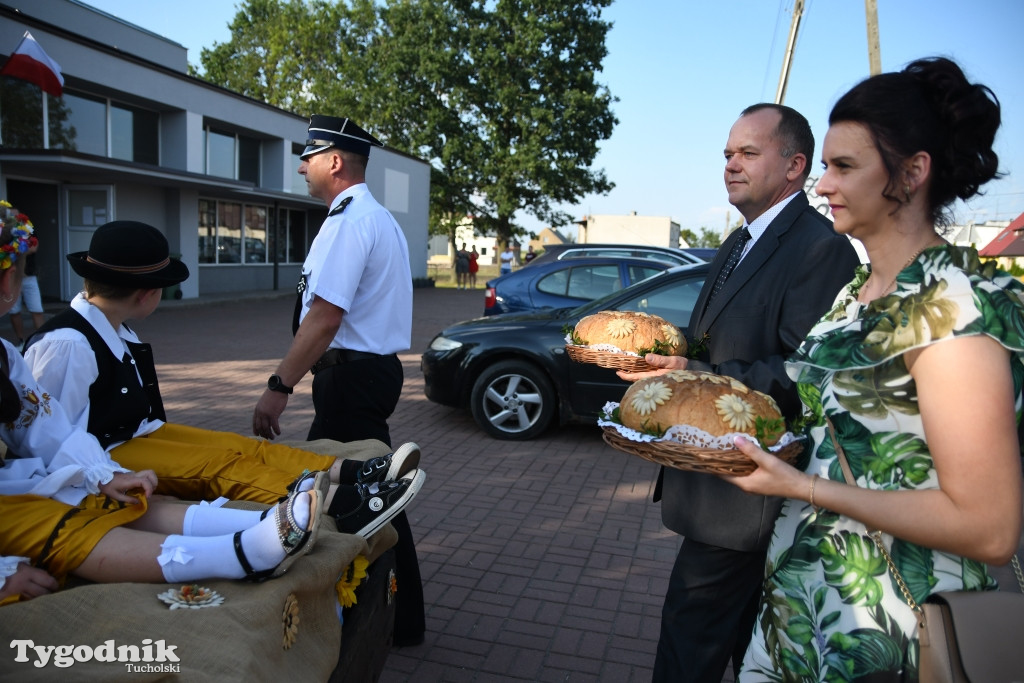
[866,245,929,300]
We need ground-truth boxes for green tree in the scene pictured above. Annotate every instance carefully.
[456,0,617,248]
[197,0,315,110]
[197,0,618,251]
[362,0,478,253]
[680,227,723,249]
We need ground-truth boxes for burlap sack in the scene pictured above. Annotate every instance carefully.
[0,439,400,681]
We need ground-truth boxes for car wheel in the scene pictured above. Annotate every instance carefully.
[470,360,556,440]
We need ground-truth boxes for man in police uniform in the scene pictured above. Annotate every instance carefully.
[253,115,411,445]
[253,114,425,645]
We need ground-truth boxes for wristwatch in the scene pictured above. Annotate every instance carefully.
[267,374,293,394]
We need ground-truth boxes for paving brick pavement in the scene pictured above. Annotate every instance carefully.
[6,288,746,683]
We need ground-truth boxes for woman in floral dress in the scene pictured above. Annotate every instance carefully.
[724,57,1023,681]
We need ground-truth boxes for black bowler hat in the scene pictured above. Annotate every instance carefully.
[300,115,383,159]
[67,221,189,289]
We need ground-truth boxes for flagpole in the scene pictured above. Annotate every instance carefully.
[42,90,49,148]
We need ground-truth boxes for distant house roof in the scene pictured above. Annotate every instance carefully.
[979,212,1024,257]
[536,227,568,245]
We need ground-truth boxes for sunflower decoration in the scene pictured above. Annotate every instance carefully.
[335,554,369,609]
[0,201,37,271]
[605,316,637,338]
[715,394,757,432]
[282,593,300,649]
[628,380,673,416]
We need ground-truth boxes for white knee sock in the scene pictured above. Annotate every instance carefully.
[159,493,311,582]
[183,502,265,537]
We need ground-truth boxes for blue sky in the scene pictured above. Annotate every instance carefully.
[82,0,1024,238]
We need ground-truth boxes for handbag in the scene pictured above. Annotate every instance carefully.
[825,419,1024,683]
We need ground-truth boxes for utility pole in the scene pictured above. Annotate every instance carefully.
[865,0,881,75]
[774,0,805,104]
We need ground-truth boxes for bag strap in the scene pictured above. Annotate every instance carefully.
[825,418,1024,600]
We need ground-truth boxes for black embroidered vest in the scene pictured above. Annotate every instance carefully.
[27,309,167,448]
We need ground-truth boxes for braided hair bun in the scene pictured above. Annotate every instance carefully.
[829,56,1001,226]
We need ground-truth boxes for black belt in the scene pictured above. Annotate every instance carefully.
[310,348,389,375]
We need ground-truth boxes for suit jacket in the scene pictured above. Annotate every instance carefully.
[660,192,860,552]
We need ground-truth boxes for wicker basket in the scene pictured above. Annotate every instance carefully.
[565,345,652,372]
[602,425,805,476]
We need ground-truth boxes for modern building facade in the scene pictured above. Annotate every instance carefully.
[0,0,430,301]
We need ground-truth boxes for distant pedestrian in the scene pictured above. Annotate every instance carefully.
[468,245,480,288]
[500,244,515,275]
[524,245,536,263]
[455,242,470,289]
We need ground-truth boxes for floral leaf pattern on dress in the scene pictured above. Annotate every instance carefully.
[741,246,1024,681]
[832,363,917,420]
[865,432,931,489]
[820,531,887,605]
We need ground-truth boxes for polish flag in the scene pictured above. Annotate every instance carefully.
[0,31,64,97]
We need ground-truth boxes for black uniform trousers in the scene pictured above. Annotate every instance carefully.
[307,353,426,646]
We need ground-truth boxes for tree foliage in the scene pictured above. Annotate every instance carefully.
[197,0,617,248]
[680,227,723,249]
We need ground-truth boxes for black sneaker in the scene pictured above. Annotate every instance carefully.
[330,470,426,538]
[354,442,421,485]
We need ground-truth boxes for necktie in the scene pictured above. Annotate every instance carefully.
[707,227,750,306]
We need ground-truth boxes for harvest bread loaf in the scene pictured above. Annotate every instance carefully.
[619,369,783,445]
[572,311,686,356]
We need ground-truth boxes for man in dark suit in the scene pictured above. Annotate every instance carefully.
[621,103,860,682]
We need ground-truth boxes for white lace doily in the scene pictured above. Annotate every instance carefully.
[598,401,799,451]
[564,336,642,357]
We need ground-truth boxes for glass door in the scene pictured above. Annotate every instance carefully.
[63,186,112,300]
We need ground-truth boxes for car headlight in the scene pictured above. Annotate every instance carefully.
[429,336,463,352]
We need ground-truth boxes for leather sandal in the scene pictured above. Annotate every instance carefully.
[263,470,329,521]
[234,486,323,581]
[260,470,314,519]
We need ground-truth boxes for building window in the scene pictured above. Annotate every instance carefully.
[206,129,236,179]
[289,144,304,194]
[271,207,309,264]
[53,91,106,156]
[198,200,217,264]
[200,198,287,264]
[287,209,307,263]
[217,201,242,263]
[204,126,261,184]
[0,80,159,164]
[0,76,43,147]
[111,103,159,165]
[239,137,260,185]
[244,205,267,263]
